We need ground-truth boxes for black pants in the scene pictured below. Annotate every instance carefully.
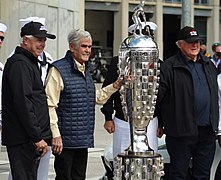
[166,126,216,180]
[7,142,41,180]
[54,148,88,180]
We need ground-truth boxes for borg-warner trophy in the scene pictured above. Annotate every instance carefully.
[114,1,164,180]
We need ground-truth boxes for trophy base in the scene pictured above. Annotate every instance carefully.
[124,147,154,156]
[114,153,164,180]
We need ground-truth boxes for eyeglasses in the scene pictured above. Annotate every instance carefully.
[0,36,4,41]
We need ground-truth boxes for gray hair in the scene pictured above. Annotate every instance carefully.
[20,35,34,45]
[67,29,92,48]
[176,40,185,49]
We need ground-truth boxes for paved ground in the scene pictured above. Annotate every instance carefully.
[0,84,113,180]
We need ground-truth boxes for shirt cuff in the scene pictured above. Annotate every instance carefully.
[105,114,113,120]
[50,124,61,138]
[106,83,118,93]
[96,83,118,105]
[217,130,221,136]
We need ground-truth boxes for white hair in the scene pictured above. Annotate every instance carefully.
[20,35,34,45]
[67,29,92,48]
[176,40,185,49]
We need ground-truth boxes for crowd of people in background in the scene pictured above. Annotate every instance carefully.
[0,16,221,180]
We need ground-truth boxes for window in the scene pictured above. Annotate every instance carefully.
[164,0,181,2]
[164,0,208,4]
[195,17,207,44]
[194,0,208,4]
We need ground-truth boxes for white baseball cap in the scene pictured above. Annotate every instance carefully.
[128,21,157,34]
[0,23,7,33]
[19,17,46,28]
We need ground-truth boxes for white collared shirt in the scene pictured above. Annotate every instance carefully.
[217,74,221,134]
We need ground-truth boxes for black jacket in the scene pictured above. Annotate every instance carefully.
[156,51,219,137]
[2,46,52,146]
[101,56,125,121]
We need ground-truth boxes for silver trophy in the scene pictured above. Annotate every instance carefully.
[114,1,164,179]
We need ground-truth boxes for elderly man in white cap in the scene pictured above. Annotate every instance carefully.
[7,17,53,180]
[0,22,7,151]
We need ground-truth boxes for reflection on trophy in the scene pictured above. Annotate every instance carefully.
[114,1,164,179]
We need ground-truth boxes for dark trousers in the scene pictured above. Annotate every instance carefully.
[7,142,41,180]
[54,148,88,180]
[166,126,216,180]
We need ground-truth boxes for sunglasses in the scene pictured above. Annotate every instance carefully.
[0,36,4,41]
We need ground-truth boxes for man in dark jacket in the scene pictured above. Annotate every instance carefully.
[2,21,56,180]
[156,26,218,179]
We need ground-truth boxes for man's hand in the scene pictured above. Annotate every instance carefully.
[217,135,221,148]
[113,79,122,89]
[157,127,164,138]
[35,140,48,157]
[52,136,63,155]
[104,120,115,134]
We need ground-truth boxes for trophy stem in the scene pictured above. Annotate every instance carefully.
[125,129,154,155]
[133,131,154,153]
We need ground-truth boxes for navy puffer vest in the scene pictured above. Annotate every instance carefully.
[53,51,96,148]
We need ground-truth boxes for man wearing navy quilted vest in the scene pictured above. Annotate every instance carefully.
[45,29,121,180]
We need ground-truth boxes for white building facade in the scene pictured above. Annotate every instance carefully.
[0,0,220,62]
[0,0,85,62]
[85,0,220,60]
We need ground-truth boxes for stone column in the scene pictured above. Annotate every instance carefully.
[181,0,194,27]
[79,1,85,29]
[155,0,163,60]
[207,0,219,55]
[113,0,129,56]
